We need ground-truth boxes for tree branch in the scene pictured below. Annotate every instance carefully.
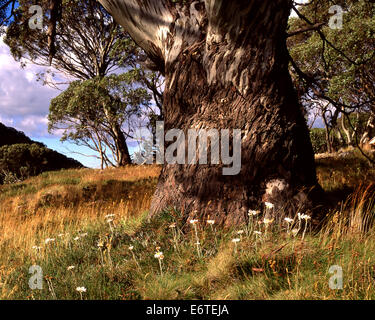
[98,0,174,69]
[287,22,325,38]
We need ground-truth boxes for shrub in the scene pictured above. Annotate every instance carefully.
[0,143,82,184]
[310,128,327,154]
[310,128,344,154]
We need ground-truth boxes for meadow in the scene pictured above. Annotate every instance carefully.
[1,149,375,300]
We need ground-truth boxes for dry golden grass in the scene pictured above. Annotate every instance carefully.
[0,165,160,271]
[1,152,375,300]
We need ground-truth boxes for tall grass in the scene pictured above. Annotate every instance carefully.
[1,154,375,300]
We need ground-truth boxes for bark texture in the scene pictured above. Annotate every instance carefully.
[99,0,323,225]
[112,123,132,166]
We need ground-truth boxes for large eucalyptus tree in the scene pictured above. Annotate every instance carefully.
[1,0,322,223]
[95,0,322,224]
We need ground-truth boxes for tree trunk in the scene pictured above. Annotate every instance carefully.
[103,104,132,166]
[360,113,375,146]
[100,0,322,225]
[112,123,132,166]
[341,114,352,146]
[322,116,333,153]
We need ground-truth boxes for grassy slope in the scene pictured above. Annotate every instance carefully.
[1,151,375,300]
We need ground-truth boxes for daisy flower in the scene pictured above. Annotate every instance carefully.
[154,251,164,260]
[248,210,260,216]
[264,202,274,209]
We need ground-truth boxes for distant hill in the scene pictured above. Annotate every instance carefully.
[0,122,37,147]
[0,122,83,184]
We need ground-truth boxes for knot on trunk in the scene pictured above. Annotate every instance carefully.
[262,178,314,223]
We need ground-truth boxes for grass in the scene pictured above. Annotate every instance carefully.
[1,151,375,300]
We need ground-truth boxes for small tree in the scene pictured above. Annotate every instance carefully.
[48,73,152,168]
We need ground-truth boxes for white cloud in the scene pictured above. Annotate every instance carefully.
[0,36,59,137]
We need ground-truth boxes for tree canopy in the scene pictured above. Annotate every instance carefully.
[288,0,374,115]
[4,0,140,84]
[48,72,152,168]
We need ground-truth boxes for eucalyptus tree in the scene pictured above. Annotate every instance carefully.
[5,0,144,165]
[94,0,324,224]
[48,73,152,168]
[4,0,331,223]
[4,0,139,81]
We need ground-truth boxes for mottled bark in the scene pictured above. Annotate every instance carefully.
[112,123,132,166]
[99,0,322,224]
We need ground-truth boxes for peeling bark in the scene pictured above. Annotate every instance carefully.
[99,0,322,224]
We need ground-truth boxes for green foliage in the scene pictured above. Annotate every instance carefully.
[0,143,82,184]
[4,0,137,80]
[288,0,375,106]
[310,128,328,154]
[310,128,344,154]
[48,73,150,141]
[48,73,152,166]
[338,112,372,144]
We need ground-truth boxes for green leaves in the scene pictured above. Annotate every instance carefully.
[48,73,152,167]
[288,0,375,107]
[0,143,82,184]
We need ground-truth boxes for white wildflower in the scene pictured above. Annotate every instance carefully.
[264,202,274,209]
[154,251,164,260]
[263,218,274,225]
[248,210,260,216]
[298,213,311,220]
